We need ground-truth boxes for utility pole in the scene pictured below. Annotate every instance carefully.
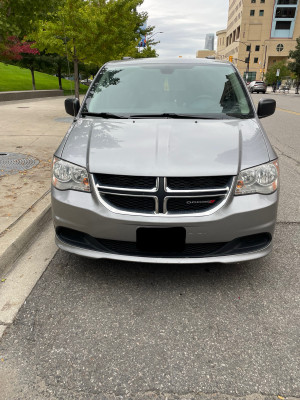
[234,40,251,82]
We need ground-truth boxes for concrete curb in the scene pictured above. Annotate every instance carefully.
[0,90,64,102]
[0,192,52,278]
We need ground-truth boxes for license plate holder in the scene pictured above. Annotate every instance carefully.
[136,227,186,252]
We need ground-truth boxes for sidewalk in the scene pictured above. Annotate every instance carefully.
[0,96,73,276]
[266,86,300,96]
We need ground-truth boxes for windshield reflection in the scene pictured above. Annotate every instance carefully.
[82,64,253,119]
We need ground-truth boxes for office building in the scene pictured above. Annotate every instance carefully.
[205,33,215,50]
[216,0,300,81]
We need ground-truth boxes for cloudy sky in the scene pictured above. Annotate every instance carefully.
[139,0,229,58]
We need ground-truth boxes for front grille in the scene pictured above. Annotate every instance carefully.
[95,174,156,190]
[94,174,233,216]
[167,196,224,214]
[102,193,156,213]
[167,176,231,190]
[57,228,272,258]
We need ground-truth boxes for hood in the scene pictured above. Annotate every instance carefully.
[60,118,270,176]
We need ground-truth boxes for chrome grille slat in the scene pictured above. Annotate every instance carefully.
[93,175,233,216]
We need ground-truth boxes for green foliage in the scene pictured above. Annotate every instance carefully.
[0,0,62,40]
[265,61,291,85]
[29,0,154,97]
[0,62,87,93]
[31,0,151,65]
[130,44,158,59]
[288,36,300,81]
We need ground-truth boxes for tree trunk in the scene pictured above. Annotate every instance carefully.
[58,65,62,90]
[30,67,36,90]
[73,47,80,99]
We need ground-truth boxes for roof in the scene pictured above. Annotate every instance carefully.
[106,57,229,67]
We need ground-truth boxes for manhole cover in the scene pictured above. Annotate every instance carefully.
[55,117,73,123]
[0,153,39,176]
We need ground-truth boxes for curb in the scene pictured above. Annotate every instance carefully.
[0,90,64,102]
[0,192,52,278]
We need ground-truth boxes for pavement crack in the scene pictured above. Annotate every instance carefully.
[277,221,300,225]
[274,145,300,165]
[0,321,10,326]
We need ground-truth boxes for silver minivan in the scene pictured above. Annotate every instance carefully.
[52,58,278,264]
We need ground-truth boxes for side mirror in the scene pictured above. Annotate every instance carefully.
[257,98,276,119]
[65,98,80,116]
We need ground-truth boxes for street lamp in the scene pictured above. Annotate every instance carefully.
[138,31,163,52]
[146,31,163,41]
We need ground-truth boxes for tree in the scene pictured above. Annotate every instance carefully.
[0,0,62,42]
[30,0,153,99]
[265,61,291,86]
[288,36,300,94]
[1,36,42,90]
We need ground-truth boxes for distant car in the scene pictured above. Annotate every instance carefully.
[248,81,267,94]
[80,79,92,86]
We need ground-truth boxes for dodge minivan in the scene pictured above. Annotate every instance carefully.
[52,58,278,264]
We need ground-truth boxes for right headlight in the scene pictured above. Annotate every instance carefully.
[52,157,90,192]
[235,160,279,195]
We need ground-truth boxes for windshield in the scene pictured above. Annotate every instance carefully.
[82,63,254,119]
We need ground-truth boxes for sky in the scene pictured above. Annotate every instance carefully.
[138,0,229,58]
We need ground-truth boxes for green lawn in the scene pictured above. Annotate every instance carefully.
[0,62,88,95]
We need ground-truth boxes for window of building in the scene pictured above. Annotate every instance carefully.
[250,10,255,16]
[260,0,265,3]
[243,72,256,82]
[275,7,296,18]
[245,57,250,63]
[251,0,256,2]
[246,45,251,51]
[254,58,259,63]
[255,45,260,51]
[259,10,264,16]
[275,20,291,29]
[276,43,284,52]
[277,0,297,4]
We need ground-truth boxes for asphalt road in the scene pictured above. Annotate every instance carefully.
[0,93,299,400]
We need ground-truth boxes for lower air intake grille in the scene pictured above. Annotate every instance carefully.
[57,228,272,258]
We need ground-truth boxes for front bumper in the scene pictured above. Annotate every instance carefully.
[51,187,278,264]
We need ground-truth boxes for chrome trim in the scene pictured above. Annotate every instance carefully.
[91,176,160,216]
[163,194,227,215]
[96,177,159,193]
[91,174,235,217]
[99,190,159,215]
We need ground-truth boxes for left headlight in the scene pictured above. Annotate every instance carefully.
[235,160,279,195]
[52,157,90,192]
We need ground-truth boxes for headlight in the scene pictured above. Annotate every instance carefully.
[235,160,279,195]
[52,157,90,192]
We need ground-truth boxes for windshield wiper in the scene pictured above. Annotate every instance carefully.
[81,112,128,119]
[129,113,223,119]
[225,112,253,119]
